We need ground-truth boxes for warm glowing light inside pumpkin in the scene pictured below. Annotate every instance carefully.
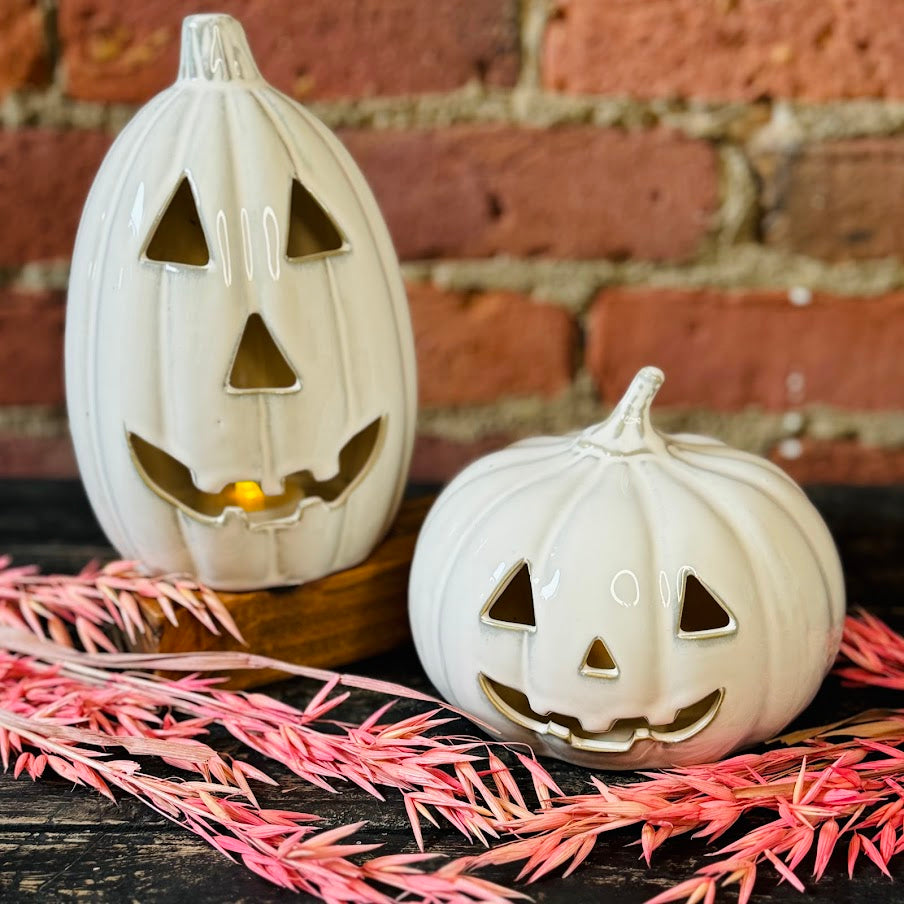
[232,480,266,511]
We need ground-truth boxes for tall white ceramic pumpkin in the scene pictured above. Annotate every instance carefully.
[66,15,416,590]
[409,367,845,769]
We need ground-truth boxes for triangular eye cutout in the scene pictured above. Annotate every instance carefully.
[678,575,735,636]
[228,314,298,392]
[581,638,619,678]
[286,178,345,260]
[481,562,536,630]
[145,177,209,266]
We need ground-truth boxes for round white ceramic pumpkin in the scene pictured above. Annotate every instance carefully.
[409,367,845,769]
[66,15,416,590]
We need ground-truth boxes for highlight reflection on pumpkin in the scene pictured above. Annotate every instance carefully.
[65,15,416,590]
[409,367,845,769]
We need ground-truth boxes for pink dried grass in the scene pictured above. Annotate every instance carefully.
[0,558,545,901]
[1,674,518,902]
[4,556,904,902]
[0,554,242,650]
[837,607,904,691]
[0,634,531,836]
[446,612,904,900]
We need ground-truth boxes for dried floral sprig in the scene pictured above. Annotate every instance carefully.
[0,553,556,904]
[0,637,532,842]
[1,689,519,902]
[443,613,904,901]
[0,555,551,863]
[0,555,242,650]
[450,721,904,901]
[6,555,904,903]
[836,607,904,691]
[0,642,535,902]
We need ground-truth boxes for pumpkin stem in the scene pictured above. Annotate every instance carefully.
[578,366,666,455]
[178,14,261,84]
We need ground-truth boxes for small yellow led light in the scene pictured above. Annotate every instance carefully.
[233,480,266,511]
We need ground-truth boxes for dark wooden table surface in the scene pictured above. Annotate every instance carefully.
[1,479,903,903]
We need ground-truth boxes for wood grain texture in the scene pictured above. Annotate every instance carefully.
[3,481,904,902]
[4,642,904,903]
[129,495,433,690]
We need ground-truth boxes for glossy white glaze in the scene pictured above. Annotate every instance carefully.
[66,14,416,590]
[408,367,845,769]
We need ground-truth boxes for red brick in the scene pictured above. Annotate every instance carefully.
[770,439,904,485]
[757,140,904,261]
[0,130,111,265]
[0,433,77,477]
[586,288,904,411]
[0,289,66,405]
[544,0,904,102]
[343,127,717,261]
[0,1,48,97]
[409,284,576,405]
[59,0,519,103]
[411,434,512,484]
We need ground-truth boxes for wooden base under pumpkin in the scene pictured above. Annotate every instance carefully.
[129,495,432,689]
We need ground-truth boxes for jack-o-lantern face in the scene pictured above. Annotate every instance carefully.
[125,174,385,528]
[476,562,732,754]
[66,15,415,590]
[409,368,845,769]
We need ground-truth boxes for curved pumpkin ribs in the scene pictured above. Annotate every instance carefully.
[65,13,416,588]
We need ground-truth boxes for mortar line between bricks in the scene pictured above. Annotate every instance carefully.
[413,374,904,451]
[516,0,551,92]
[404,246,904,311]
[712,145,759,247]
[36,0,62,87]
[0,405,67,435]
[416,401,904,452]
[7,244,904,307]
[311,95,904,142]
[3,402,903,452]
[7,83,904,143]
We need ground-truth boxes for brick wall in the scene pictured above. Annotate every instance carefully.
[1,0,903,485]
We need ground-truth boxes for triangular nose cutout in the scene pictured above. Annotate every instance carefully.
[581,638,619,677]
[227,314,299,392]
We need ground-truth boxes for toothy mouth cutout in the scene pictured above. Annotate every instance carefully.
[479,674,723,753]
[127,416,384,526]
